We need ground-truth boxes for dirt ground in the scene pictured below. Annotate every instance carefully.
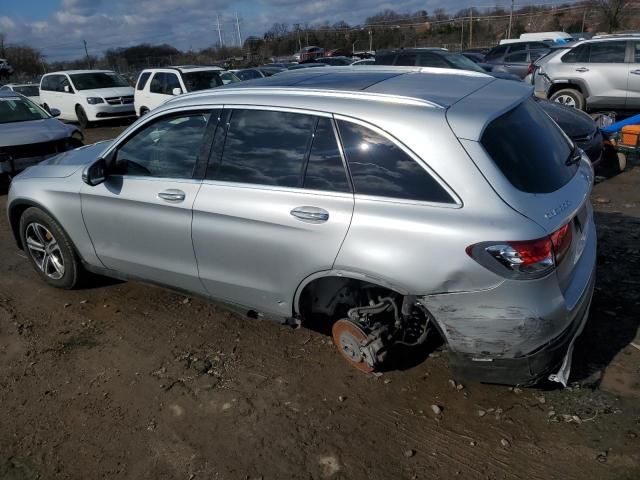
[1,124,639,480]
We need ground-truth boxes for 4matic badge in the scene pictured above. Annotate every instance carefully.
[544,200,571,219]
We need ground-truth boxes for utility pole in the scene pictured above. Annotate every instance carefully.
[469,8,473,48]
[216,14,223,47]
[581,8,588,33]
[368,29,373,53]
[83,39,91,69]
[235,12,242,48]
[460,16,464,50]
[507,0,515,39]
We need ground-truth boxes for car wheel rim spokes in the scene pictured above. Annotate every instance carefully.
[555,95,576,108]
[25,223,65,280]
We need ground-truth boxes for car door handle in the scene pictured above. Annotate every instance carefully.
[575,67,589,72]
[158,189,186,202]
[290,206,329,223]
[631,69,640,75]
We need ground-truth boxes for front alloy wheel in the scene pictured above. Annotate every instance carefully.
[25,222,65,280]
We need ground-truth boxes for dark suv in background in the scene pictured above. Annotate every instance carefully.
[375,48,488,72]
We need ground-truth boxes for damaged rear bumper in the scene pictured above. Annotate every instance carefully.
[446,280,593,386]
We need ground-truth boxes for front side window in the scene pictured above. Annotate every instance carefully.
[114,112,211,178]
[375,54,396,65]
[59,77,73,93]
[337,120,454,203]
[69,72,129,90]
[588,41,626,63]
[634,42,640,63]
[136,72,151,91]
[214,109,315,187]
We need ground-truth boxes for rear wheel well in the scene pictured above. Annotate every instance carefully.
[548,82,584,97]
[298,276,400,323]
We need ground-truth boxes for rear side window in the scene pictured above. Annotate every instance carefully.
[485,45,507,59]
[136,72,151,90]
[395,54,417,66]
[588,41,626,63]
[304,118,350,193]
[216,109,315,187]
[417,53,449,68]
[481,98,575,194]
[375,54,396,65]
[562,44,587,63]
[509,43,527,53]
[505,52,528,63]
[337,120,454,203]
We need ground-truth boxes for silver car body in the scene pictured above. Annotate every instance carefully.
[0,91,81,174]
[534,36,640,109]
[7,67,596,385]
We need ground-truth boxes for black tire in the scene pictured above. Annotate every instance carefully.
[75,105,92,129]
[19,207,84,289]
[140,107,149,116]
[550,88,585,110]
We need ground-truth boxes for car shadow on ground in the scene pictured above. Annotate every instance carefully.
[571,210,640,386]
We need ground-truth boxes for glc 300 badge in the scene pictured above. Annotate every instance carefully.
[544,200,571,219]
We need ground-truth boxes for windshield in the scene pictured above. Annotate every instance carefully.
[444,53,487,73]
[14,85,40,97]
[0,96,49,124]
[70,72,129,90]
[181,71,225,92]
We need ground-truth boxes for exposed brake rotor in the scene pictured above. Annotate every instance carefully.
[332,319,375,373]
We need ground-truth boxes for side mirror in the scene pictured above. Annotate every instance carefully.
[63,85,71,93]
[172,87,183,96]
[82,158,107,186]
[50,108,61,117]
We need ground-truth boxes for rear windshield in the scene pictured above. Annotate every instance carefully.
[182,71,225,92]
[481,98,576,193]
[14,85,39,97]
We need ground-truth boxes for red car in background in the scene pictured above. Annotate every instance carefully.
[299,46,325,62]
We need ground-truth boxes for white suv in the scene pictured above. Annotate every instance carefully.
[533,36,640,110]
[39,70,135,127]
[134,66,239,116]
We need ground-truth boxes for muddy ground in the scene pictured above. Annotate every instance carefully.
[0,124,639,480]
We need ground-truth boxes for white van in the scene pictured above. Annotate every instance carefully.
[134,66,239,116]
[519,32,573,43]
[39,70,135,128]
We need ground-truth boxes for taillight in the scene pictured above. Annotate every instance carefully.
[466,222,573,279]
[527,63,535,75]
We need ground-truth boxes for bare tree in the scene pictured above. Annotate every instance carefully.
[592,0,630,32]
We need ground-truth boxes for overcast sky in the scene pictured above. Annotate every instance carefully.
[0,0,570,60]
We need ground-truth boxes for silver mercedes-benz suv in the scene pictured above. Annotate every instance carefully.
[7,67,596,386]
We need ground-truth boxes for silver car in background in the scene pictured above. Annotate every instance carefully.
[1,90,83,180]
[7,67,596,386]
